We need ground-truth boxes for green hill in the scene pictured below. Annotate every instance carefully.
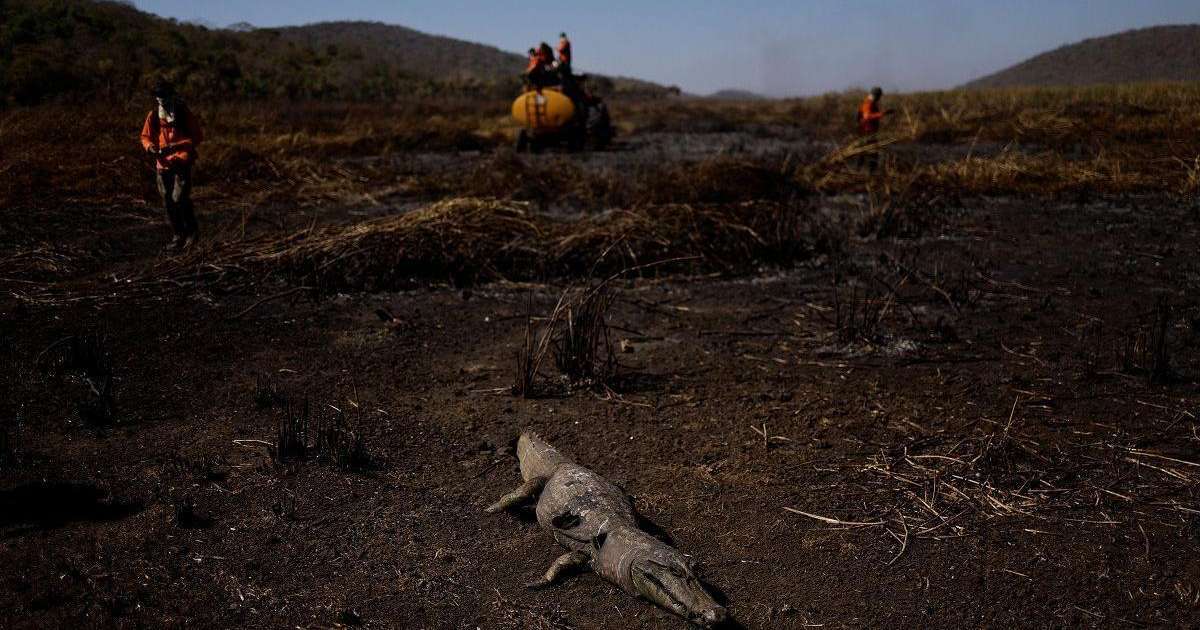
[965,25,1200,89]
[0,0,670,104]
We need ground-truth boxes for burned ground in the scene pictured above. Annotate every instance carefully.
[2,90,1200,628]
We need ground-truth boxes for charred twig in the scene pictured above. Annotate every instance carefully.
[231,286,313,320]
[783,507,886,527]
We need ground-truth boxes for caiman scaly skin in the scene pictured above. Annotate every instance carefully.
[486,432,727,628]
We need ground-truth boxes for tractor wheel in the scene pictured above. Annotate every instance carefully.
[586,103,614,150]
[565,124,586,152]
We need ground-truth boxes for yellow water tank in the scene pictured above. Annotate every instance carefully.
[512,88,576,132]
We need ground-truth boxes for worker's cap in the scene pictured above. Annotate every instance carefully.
[560,32,567,38]
[870,86,883,98]
[152,80,177,98]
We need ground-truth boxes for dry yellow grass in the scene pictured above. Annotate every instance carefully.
[3,82,1198,214]
[247,197,819,289]
[3,82,1198,293]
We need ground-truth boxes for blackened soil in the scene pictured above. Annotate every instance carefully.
[2,148,1200,628]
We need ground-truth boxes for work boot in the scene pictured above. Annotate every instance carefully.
[164,235,184,252]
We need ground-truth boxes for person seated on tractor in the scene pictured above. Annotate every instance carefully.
[559,70,586,105]
[538,42,556,74]
[556,32,572,74]
[523,48,542,85]
[524,43,558,89]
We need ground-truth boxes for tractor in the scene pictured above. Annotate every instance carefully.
[511,79,614,153]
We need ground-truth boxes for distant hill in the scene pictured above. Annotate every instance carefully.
[0,0,670,104]
[270,21,525,83]
[965,25,1200,89]
[260,21,668,96]
[705,89,769,101]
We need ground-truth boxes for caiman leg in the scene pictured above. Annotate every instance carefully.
[525,551,589,590]
[484,476,546,514]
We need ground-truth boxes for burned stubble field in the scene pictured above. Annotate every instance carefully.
[2,88,1200,629]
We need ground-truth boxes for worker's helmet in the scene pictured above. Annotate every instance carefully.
[152,80,176,99]
[870,86,883,98]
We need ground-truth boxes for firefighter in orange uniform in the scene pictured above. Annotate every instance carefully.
[140,81,204,251]
[526,48,540,74]
[856,86,891,171]
[524,43,556,88]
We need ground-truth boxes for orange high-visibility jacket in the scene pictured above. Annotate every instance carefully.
[140,107,203,171]
[557,38,572,65]
[527,48,553,73]
[858,97,884,135]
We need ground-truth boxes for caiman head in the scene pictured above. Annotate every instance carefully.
[629,553,727,627]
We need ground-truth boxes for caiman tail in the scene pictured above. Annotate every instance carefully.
[518,432,572,481]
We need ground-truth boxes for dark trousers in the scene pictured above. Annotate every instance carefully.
[856,132,880,172]
[157,165,197,238]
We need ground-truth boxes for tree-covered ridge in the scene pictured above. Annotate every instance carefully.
[0,0,670,104]
[965,25,1200,89]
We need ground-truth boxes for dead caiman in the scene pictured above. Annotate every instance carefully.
[485,431,727,627]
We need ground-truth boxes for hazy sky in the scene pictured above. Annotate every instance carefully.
[133,1,1200,96]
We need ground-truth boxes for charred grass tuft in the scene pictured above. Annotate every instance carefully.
[38,331,118,427]
[254,374,287,409]
[553,283,617,386]
[1116,294,1180,384]
[830,266,889,346]
[513,282,617,398]
[275,399,378,472]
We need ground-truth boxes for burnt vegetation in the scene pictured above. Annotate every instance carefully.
[1115,294,1184,385]
[253,374,287,409]
[4,85,1200,627]
[3,5,1200,627]
[36,331,118,428]
[274,399,377,472]
[514,282,618,398]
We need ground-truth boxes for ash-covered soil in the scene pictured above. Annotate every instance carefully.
[393,130,1011,183]
[2,132,1200,629]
